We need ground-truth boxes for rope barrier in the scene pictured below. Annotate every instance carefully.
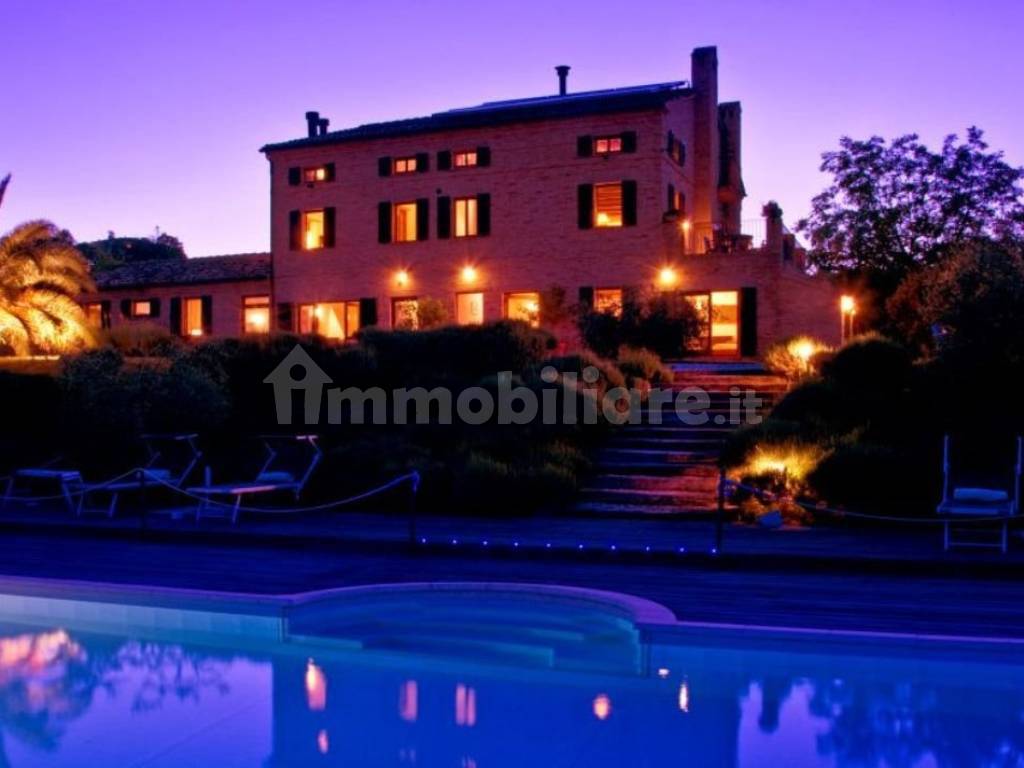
[1,468,149,503]
[722,477,1017,525]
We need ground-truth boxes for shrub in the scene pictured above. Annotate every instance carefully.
[822,333,912,397]
[416,297,449,329]
[577,310,622,358]
[763,335,832,380]
[107,322,182,357]
[543,352,626,399]
[769,380,848,435]
[577,294,704,360]
[616,346,673,387]
[808,442,936,516]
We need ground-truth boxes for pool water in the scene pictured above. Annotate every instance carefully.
[0,585,1021,767]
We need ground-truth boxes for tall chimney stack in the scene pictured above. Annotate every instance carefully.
[305,111,320,139]
[555,65,570,96]
[690,47,719,232]
[318,117,329,136]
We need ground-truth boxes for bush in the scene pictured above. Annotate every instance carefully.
[769,380,848,435]
[577,294,704,360]
[107,322,182,357]
[808,442,936,516]
[543,352,626,400]
[416,297,449,329]
[616,346,673,387]
[822,333,912,397]
[763,335,832,380]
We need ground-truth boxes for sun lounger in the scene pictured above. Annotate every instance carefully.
[2,468,85,514]
[937,435,1022,553]
[188,435,321,524]
[78,434,201,518]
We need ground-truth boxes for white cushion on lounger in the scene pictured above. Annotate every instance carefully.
[953,487,1009,503]
[255,471,295,484]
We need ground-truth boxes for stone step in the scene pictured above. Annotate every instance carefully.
[577,486,716,508]
[586,473,720,491]
[606,436,726,451]
[592,461,720,476]
[597,447,718,462]
[571,501,719,518]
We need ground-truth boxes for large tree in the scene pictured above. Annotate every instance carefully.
[798,128,1024,278]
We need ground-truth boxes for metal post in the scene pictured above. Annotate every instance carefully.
[716,466,726,554]
[138,469,148,534]
[407,475,418,548]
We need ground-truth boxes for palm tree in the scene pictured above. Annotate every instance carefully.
[0,219,96,355]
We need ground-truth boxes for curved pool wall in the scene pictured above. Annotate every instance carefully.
[0,578,1022,767]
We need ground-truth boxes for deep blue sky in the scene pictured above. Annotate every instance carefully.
[2,0,1021,255]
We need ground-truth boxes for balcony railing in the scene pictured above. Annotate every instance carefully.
[682,219,767,254]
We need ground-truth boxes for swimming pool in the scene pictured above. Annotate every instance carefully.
[0,580,1020,767]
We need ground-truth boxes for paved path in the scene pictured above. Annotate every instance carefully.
[0,529,1022,640]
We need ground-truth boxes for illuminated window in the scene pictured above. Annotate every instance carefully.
[303,166,328,183]
[454,151,478,168]
[394,202,418,243]
[132,300,153,317]
[84,303,104,327]
[594,136,623,154]
[182,298,204,337]
[392,298,419,329]
[393,156,418,174]
[594,183,623,227]
[243,296,270,334]
[303,210,325,250]
[456,292,484,325]
[298,301,360,339]
[505,292,540,328]
[685,291,739,355]
[594,288,623,317]
[454,197,478,238]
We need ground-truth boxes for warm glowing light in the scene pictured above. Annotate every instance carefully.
[678,682,690,713]
[313,304,324,318]
[840,295,856,315]
[740,444,825,483]
[0,629,83,676]
[461,265,477,283]
[305,659,327,711]
[592,693,612,720]
[524,300,539,314]
[680,219,691,231]
[189,329,203,338]
[317,729,329,754]
[793,339,815,363]
[400,680,418,722]
[658,266,678,287]
[455,684,477,727]
[395,270,410,287]
[596,212,610,226]
[657,667,670,679]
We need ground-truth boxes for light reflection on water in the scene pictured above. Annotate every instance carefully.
[0,624,1019,767]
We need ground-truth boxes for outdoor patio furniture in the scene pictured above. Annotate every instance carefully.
[2,467,85,514]
[78,434,201,518]
[188,435,321,524]
[937,434,1022,553]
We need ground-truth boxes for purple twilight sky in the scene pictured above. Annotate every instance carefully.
[2,0,1021,256]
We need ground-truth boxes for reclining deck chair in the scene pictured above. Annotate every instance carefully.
[188,435,321,524]
[937,434,1022,553]
[78,434,201,517]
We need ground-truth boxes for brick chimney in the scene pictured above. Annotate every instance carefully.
[691,47,720,232]
[763,201,784,257]
[556,65,570,96]
[305,111,320,139]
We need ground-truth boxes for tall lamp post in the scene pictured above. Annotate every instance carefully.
[840,295,857,344]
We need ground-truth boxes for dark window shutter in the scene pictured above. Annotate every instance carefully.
[577,184,594,229]
[324,207,336,247]
[276,302,294,332]
[149,298,161,317]
[621,131,637,153]
[100,300,111,329]
[120,299,132,318]
[437,150,452,171]
[201,296,213,336]
[667,130,675,153]
[377,202,392,243]
[677,140,686,166]
[324,162,336,181]
[415,152,429,172]
[289,210,301,250]
[477,193,491,236]
[359,298,378,328]
[378,157,392,177]
[577,136,593,157]
[415,198,429,240]
[288,167,301,186]
[622,180,638,226]
[437,196,451,239]
[169,297,181,334]
[740,287,758,357]
[578,286,594,310]
[476,146,491,167]
[667,183,676,212]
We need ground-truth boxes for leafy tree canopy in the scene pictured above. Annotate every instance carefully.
[798,127,1024,279]
[78,230,186,272]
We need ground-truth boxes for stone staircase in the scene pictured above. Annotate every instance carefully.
[573,364,788,517]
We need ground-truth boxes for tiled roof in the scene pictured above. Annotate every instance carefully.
[261,81,690,152]
[94,253,271,290]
